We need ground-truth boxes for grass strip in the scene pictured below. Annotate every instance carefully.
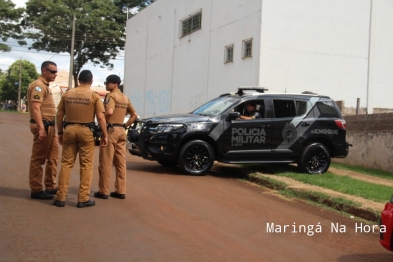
[331,162,393,180]
[274,171,392,203]
[247,172,380,222]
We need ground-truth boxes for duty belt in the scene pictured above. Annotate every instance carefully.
[64,122,94,128]
[107,123,126,132]
[64,122,95,132]
[30,119,55,126]
[111,123,125,127]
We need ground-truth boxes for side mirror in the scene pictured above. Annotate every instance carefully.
[227,112,240,121]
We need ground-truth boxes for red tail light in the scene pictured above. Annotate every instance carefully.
[335,119,346,130]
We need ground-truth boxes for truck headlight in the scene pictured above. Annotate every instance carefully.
[156,124,186,133]
[187,122,212,132]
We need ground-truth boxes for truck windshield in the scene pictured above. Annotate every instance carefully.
[192,97,238,116]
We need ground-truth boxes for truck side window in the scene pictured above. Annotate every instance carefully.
[273,100,296,118]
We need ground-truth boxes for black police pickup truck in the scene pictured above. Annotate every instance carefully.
[127,87,351,175]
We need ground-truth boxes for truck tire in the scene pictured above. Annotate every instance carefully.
[298,142,331,174]
[178,140,214,176]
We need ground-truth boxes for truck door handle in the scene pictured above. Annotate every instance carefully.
[301,122,310,127]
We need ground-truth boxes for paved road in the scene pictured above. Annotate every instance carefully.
[0,112,392,261]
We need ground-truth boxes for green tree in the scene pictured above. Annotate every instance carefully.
[0,0,26,52]
[22,0,156,87]
[0,60,38,102]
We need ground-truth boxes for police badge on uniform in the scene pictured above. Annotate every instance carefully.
[104,93,110,104]
[35,86,42,92]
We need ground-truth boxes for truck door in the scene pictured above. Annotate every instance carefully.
[269,98,313,156]
[220,99,272,161]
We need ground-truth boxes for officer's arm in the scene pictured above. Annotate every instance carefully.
[125,113,138,127]
[96,112,108,137]
[104,109,113,122]
[31,101,44,130]
[239,115,253,120]
[57,110,65,133]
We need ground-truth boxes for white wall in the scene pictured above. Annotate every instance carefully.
[259,0,393,109]
[125,0,393,118]
[125,0,263,117]
[371,0,393,110]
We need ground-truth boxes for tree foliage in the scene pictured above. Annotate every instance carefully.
[22,0,156,87]
[0,0,26,52]
[0,60,38,102]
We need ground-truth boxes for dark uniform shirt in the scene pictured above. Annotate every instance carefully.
[245,110,262,119]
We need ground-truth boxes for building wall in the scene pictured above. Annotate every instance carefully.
[124,0,263,117]
[124,0,393,118]
[260,0,393,111]
[333,113,393,173]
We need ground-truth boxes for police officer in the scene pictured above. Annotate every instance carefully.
[94,75,137,200]
[28,61,59,200]
[53,70,108,208]
[240,101,262,120]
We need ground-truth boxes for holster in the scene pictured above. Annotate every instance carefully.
[30,119,55,133]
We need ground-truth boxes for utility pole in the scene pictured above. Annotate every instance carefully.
[17,58,22,111]
[68,14,76,89]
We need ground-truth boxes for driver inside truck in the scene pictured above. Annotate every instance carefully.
[239,101,262,120]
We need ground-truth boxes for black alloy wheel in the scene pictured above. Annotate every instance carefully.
[178,140,215,176]
[299,142,331,174]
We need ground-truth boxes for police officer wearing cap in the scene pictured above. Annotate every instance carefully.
[94,75,137,200]
[53,70,108,208]
[27,61,59,200]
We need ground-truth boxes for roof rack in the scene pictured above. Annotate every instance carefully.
[237,87,268,96]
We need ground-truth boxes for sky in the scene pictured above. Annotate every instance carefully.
[1,0,126,87]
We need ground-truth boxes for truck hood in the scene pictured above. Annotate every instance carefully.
[141,113,212,124]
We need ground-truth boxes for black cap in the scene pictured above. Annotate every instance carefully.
[78,70,92,80]
[106,75,121,84]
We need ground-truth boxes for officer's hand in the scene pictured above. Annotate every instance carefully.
[38,128,47,142]
[100,135,108,147]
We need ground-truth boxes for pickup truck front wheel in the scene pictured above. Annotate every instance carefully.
[178,140,214,176]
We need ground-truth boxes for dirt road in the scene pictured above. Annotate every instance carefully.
[0,112,392,261]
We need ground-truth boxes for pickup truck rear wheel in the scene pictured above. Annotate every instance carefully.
[298,142,331,174]
[178,140,214,176]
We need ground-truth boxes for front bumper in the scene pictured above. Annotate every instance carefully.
[127,131,183,161]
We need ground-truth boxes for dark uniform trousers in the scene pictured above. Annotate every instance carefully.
[56,125,95,202]
[98,127,127,195]
[29,123,58,193]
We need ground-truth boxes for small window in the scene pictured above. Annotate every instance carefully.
[296,101,308,116]
[242,38,252,58]
[224,44,234,63]
[180,10,202,38]
[316,101,340,117]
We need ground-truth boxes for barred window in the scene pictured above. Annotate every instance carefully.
[224,44,234,63]
[242,38,253,58]
[180,10,202,38]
